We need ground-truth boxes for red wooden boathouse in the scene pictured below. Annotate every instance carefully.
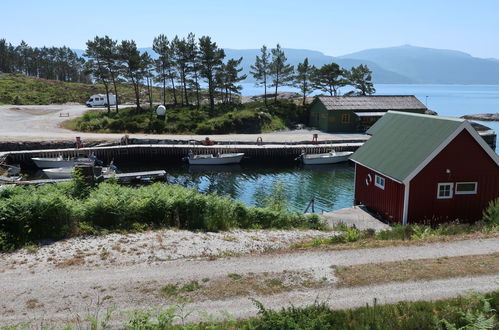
[350,111,499,224]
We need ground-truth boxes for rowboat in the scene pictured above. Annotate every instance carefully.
[184,152,245,165]
[43,165,117,180]
[300,150,353,165]
[32,155,96,169]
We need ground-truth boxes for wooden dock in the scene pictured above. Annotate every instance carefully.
[1,170,167,186]
[0,143,363,167]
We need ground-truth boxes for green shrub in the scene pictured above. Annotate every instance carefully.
[0,181,322,250]
[483,198,499,225]
[0,185,76,249]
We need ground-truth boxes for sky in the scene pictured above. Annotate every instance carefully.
[2,0,499,59]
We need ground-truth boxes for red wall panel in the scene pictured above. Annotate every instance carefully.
[409,130,499,223]
[354,163,405,223]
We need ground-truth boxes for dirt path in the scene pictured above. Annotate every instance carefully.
[1,237,497,327]
[0,104,368,143]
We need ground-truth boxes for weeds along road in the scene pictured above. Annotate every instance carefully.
[0,237,498,326]
[0,104,368,143]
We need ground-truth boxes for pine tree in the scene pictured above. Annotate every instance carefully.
[153,34,176,106]
[250,45,271,105]
[172,34,196,106]
[198,36,225,112]
[84,42,112,113]
[346,64,376,95]
[312,63,347,96]
[118,40,145,109]
[269,44,294,103]
[217,57,247,104]
[293,58,315,105]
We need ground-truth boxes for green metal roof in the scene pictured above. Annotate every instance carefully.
[350,111,465,182]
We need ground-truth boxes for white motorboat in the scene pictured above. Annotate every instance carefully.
[184,152,245,165]
[301,150,353,165]
[32,155,96,169]
[43,166,116,180]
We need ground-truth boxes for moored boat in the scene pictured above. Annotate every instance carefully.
[32,155,96,169]
[301,150,353,165]
[43,165,117,180]
[184,151,245,165]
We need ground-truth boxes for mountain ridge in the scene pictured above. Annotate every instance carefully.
[73,45,499,85]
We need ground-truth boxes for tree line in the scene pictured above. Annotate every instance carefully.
[0,39,88,83]
[86,34,375,112]
[84,34,247,113]
[0,36,376,112]
[251,45,375,105]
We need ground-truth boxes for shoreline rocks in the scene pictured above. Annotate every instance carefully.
[461,113,499,121]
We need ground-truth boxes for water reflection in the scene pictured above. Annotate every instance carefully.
[26,160,355,212]
[157,162,355,212]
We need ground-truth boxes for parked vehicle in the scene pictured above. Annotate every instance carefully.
[85,94,116,107]
[183,150,245,165]
[299,150,353,165]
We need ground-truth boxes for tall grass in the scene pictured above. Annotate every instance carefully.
[53,291,497,329]
[0,181,322,251]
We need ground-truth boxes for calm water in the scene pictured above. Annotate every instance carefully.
[117,162,355,213]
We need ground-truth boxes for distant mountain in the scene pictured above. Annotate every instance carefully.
[223,48,413,84]
[74,45,499,85]
[339,45,499,84]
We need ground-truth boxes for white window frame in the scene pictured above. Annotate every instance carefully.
[455,182,478,195]
[374,175,385,190]
[437,183,453,199]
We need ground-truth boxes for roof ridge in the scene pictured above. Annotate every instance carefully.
[387,111,465,122]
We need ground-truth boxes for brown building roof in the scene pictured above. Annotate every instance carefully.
[317,95,427,111]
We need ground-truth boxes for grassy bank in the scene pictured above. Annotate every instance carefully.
[0,177,322,251]
[0,73,161,105]
[65,101,307,134]
[293,215,499,250]
[206,292,498,330]
[13,291,496,329]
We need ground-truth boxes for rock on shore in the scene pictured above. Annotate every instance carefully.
[461,113,499,121]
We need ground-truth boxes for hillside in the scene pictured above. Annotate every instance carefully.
[340,45,499,84]
[0,73,161,105]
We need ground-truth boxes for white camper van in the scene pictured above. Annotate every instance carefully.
[85,94,117,107]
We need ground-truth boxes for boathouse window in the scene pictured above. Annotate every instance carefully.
[455,182,477,195]
[341,114,350,124]
[437,183,453,199]
[374,175,385,189]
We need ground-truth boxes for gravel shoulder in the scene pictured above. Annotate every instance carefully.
[0,234,497,327]
[0,104,368,143]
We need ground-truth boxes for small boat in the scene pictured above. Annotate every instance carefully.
[300,150,353,165]
[184,151,245,165]
[0,164,21,176]
[43,165,117,180]
[32,155,97,169]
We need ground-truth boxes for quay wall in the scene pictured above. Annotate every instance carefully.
[1,143,363,168]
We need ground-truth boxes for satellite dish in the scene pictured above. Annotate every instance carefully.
[156,105,166,116]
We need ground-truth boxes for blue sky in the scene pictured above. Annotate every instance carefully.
[2,0,498,58]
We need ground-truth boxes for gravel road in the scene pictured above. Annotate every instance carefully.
[1,237,497,327]
[0,104,368,143]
